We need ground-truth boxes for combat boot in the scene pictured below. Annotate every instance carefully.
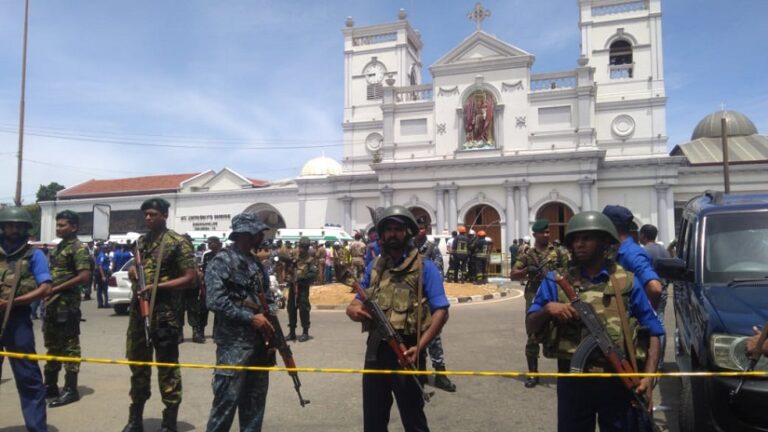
[286,328,297,341]
[525,356,539,388]
[121,403,144,432]
[159,406,179,432]
[433,365,457,392]
[298,329,311,343]
[192,327,205,344]
[44,369,60,399]
[49,371,80,407]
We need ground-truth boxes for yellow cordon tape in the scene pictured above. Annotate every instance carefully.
[1,351,766,378]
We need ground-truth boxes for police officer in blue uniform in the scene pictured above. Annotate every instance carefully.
[0,206,53,432]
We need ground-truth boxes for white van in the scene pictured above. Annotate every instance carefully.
[275,227,353,243]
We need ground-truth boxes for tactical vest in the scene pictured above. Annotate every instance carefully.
[0,242,37,301]
[541,265,647,367]
[368,249,432,335]
[454,236,469,257]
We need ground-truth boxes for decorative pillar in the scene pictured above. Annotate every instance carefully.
[517,180,530,235]
[340,195,353,234]
[655,183,670,244]
[578,177,594,211]
[298,197,306,227]
[381,186,393,208]
[504,181,516,247]
[434,185,445,234]
[446,184,458,230]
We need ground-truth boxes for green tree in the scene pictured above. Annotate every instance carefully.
[36,182,66,202]
[23,203,41,240]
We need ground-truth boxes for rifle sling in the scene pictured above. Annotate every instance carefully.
[610,274,639,373]
[148,233,167,332]
[1,260,24,337]
[415,254,423,368]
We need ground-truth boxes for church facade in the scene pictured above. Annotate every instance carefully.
[39,0,767,249]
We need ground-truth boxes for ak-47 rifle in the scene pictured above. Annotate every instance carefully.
[731,321,768,404]
[343,275,434,403]
[242,294,310,407]
[553,274,661,432]
[133,248,152,347]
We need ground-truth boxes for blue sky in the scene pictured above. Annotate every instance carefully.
[0,0,766,203]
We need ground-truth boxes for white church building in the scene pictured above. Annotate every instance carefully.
[39,0,768,250]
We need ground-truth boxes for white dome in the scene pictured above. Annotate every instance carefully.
[299,156,343,177]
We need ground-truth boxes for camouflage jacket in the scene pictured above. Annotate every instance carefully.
[49,237,91,304]
[205,247,273,347]
[513,243,568,292]
[133,229,195,320]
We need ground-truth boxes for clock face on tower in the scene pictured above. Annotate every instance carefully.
[364,62,386,84]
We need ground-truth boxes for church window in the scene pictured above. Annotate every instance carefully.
[367,83,383,100]
[462,90,496,150]
[609,40,633,79]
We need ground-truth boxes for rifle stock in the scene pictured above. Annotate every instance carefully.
[554,274,659,432]
[133,248,152,347]
[243,295,310,407]
[347,278,433,403]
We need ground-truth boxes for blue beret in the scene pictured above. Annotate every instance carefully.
[602,205,634,229]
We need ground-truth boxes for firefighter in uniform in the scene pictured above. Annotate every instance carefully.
[473,230,490,284]
[43,210,91,408]
[449,226,469,283]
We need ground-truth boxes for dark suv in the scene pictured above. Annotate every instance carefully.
[658,191,768,431]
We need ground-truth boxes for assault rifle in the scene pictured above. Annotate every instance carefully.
[133,248,152,347]
[342,274,434,403]
[243,293,310,407]
[730,321,768,404]
[553,274,660,432]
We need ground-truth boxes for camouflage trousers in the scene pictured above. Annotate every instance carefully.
[126,302,182,408]
[426,333,447,369]
[43,299,82,374]
[524,289,540,359]
[207,344,269,432]
[287,282,311,331]
[176,287,207,329]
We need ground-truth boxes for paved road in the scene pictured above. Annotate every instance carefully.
[0,287,681,431]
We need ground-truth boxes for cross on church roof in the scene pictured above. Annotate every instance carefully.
[468,2,491,31]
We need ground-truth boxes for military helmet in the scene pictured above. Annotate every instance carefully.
[0,206,33,228]
[298,236,311,247]
[376,205,418,237]
[563,211,620,247]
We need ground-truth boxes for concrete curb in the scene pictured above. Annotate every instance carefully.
[317,289,512,309]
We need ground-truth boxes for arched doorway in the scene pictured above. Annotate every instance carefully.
[408,207,432,234]
[535,202,574,243]
[463,204,501,252]
[243,203,286,240]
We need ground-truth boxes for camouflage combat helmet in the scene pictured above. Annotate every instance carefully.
[563,211,619,247]
[0,206,33,228]
[376,205,419,237]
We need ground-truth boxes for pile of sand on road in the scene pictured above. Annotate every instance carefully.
[306,282,501,305]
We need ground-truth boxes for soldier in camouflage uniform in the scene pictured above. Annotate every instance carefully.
[43,210,91,408]
[175,234,204,344]
[349,233,367,280]
[281,237,317,342]
[526,211,663,430]
[510,219,568,388]
[122,198,196,432]
[205,213,275,432]
[413,217,457,393]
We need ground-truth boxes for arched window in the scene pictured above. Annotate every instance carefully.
[609,40,633,79]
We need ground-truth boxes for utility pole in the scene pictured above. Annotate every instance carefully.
[721,116,731,194]
[15,0,30,206]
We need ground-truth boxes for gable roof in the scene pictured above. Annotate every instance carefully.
[58,173,202,200]
[431,31,534,77]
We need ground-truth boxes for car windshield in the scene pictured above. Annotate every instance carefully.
[703,211,768,284]
[120,258,134,272]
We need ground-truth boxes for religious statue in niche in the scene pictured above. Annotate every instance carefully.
[463,90,495,150]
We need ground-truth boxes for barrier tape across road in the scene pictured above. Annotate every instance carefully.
[1,351,766,379]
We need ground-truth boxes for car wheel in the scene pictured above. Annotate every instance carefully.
[678,375,714,432]
[114,304,129,315]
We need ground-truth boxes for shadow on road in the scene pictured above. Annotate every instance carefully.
[0,427,59,432]
[143,419,195,431]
